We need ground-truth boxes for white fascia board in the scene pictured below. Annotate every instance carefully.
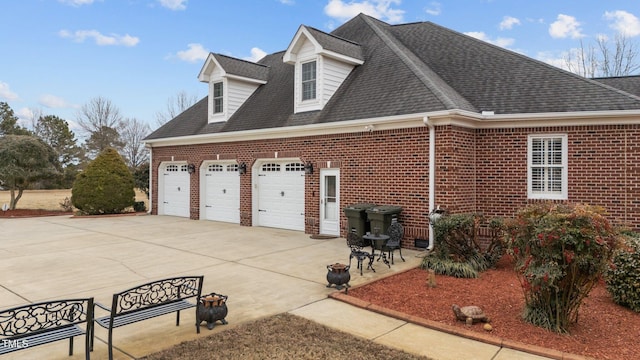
[198,53,224,82]
[428,109,640,128]
[284,26,318,64]
[225,73,267,85]
[144,112,432,147]
[144,109,640,148]
[319,49,364,65]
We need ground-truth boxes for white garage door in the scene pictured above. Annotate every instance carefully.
[257,162,305,231]
[162,164,190,217]
[203,163,240,223]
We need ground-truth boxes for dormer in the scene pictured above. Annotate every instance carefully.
[283,26,363,114]
[198,53,269,123]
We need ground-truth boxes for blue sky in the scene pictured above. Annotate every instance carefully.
[1,0,639,134]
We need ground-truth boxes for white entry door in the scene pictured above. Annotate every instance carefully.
[320,169,340,236]
[257,161,305,231]
[203,163,240,223]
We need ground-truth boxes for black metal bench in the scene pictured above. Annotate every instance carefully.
[92,276,203,360]
[0,298,94,359]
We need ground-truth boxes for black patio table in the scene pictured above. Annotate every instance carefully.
[363,233,391,268]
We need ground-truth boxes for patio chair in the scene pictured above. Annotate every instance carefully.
[383,221,405,264]
[347,232,375,276]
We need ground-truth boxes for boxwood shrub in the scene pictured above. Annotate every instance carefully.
[605,233,640,313]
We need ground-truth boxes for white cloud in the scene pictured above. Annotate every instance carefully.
[464,31,515,48]
[425,2,441,16]
[58,0,97,6]
[279,0,295,4]
[604,10,640,37]
[176,43,209,63]
[549,14,584,39]
[0,82,19,101]
[16,108,34,126]
[244,47,267,62]
[39,94,71,109]
[499,16,520,30]
[537,51,568,71]
[59,29,140,47]
[158,0,187,11]
[324,0,404,23]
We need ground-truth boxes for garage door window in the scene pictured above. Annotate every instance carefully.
[262,163,280,172]
[208,164,223,172]
[286,163,305,172]
[227,164,238,172]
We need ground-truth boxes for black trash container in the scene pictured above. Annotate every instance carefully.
[343,203,376,239]
[366,205,403,235]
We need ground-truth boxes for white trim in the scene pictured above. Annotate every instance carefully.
[320,168,340,236]
[145,109,640,148]
[283,26,362,65]
[427,109,640,128]
[225,73,267,85]
[145,112,428,147]
[527,134,568,200]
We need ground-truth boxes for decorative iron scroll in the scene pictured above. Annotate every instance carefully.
[0,300,88,337]
[117,277,200,313]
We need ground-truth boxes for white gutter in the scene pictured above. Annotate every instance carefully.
[144,112,435,147]
[424,116,436,251]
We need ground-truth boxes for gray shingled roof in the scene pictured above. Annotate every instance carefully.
[212,53,269,81]
[145,14,640,141]
[593,76,640,97]
[304,26,364,62]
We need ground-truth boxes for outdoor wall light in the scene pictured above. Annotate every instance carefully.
[238,162,247,175]
[187,164,196,174]
[304,162,314,174]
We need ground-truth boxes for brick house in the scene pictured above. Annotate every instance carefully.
[144,14,640,249]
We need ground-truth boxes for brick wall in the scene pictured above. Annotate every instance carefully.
[151,127,432,247]
[150,122,640,250]
[475,124,640,230]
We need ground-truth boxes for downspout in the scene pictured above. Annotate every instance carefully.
[147,144,153,215]
[424,116,436,251]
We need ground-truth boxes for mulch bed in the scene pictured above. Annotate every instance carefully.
[347,256,639,360]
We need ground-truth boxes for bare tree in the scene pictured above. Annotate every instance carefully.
[120,117,151,169]
[155,90,198,127]
[564,33,640,78]
[76,97,124,158]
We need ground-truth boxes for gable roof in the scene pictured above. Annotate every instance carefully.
[146,14,640,141]
[198,53,269,83]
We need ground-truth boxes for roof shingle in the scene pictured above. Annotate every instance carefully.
[146,14,640,141]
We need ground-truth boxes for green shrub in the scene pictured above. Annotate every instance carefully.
[71,148,135,215]
[504,203,618,333]
[421,255,479,278]
[420,213,504,278]
[605,233,640,313]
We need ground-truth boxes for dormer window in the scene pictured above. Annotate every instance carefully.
[301,61,316,101]
[198,53,269,123]
[213,82,224,113]
[283,26,364,114]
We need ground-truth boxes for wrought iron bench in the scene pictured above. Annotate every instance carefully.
[0,298,94,359]
[92,276,203,360]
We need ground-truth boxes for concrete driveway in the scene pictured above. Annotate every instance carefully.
[0,215,424,359]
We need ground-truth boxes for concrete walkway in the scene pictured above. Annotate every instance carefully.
[0,215,563,359]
